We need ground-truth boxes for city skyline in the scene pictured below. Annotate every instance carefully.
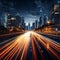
[0,0,60,26]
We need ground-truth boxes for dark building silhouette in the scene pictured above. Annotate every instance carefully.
[15,15,21,27]
[39,17,43,27]
[32,22,35,29]
[21,17,25,29]
[35,20,38,28]
[6,13,19,29]
[0,19,1,26]
[25,26,28,30]
[44,16,48,25]
[28,23,31,30]
[51,3,60,30]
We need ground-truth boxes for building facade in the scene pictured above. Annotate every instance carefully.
[51,3,60,30]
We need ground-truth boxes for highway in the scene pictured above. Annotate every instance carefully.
[0,31,60,60]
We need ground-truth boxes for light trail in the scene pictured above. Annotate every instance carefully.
[20,32,30,60]
[32,32,60,60]
[0,32,24,37]
[0,31,60,60]
[31,34,37,60]
[36,31,60,39]
[0,36,17,45]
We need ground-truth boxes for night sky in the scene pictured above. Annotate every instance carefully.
[0,0,60,26]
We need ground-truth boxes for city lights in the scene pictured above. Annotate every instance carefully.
[47,20,51,25]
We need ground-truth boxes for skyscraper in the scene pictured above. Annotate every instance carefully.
[53,4,60,24]
[44,16,48,25]
[35,20,38,28]
[32,22,35,29]
[39,17,43,27]
[28,23,30,30]
[6,13,19,29]
[21,17,25,29]
[51,2,60,30]
[0,19,1,26]
[15,15,21,27]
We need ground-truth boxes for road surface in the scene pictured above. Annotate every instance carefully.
[0,31,60,60]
